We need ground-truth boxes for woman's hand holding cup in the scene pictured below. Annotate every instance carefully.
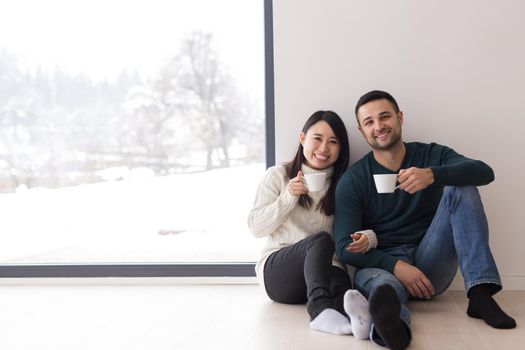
[288,171,308,196]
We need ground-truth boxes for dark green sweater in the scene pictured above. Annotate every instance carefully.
[334,142,494,273]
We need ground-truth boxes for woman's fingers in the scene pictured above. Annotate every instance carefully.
[288,175,308,196]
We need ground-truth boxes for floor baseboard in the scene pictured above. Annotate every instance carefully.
[1,275,524,290]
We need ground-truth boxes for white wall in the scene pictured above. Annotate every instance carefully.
[273,0,525,288]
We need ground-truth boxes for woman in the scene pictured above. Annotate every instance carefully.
[248,111,376,338]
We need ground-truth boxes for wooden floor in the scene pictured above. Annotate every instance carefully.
[0,281,522,349]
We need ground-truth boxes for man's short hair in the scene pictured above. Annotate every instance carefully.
[354,90,400,118]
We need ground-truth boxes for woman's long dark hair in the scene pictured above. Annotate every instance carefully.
[285,111,350,215]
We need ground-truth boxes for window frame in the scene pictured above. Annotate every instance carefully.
[0,0,275,279]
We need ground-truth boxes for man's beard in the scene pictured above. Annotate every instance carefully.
[369,129,402,151]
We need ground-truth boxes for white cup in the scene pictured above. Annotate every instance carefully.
[373,174,399,193]
[304,173,327,192]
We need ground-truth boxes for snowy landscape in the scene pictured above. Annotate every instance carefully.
[0,0,266,265]
[0,163,266,264]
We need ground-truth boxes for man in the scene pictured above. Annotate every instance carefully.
[334,90,516,350]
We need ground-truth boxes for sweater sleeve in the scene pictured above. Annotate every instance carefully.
[429,144,494,186]
[357,229,378,251]
[333,172,399,273]
[247,166,299,238]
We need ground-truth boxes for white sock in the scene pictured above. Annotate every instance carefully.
[309,308,352,335]
[344,289,372,340]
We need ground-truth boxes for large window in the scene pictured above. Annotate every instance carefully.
[0,0,268,271]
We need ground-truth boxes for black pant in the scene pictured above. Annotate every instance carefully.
[263,231,351,320]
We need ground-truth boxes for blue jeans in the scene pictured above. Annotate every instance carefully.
[353,186,502,346]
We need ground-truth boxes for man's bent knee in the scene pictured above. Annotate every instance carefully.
[444,185,480,201]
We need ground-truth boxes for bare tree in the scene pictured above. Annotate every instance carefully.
[154,31,243,169]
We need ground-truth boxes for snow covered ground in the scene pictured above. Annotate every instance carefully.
[0,163,266,264]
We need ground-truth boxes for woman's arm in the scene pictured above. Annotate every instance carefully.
[247,167,299,238]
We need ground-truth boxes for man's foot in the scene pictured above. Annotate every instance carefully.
[309,308,353,335]
[343,289,371,339]
[467,284,516,329]
[369,284,410,350]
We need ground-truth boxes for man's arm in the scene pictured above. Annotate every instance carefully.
[397,144,494,194]
[430,145,494,186]
[333,172,399,273]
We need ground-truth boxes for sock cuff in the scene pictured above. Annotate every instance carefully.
[467,283,502,298]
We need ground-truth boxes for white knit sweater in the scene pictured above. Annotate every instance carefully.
[247,164,335,289]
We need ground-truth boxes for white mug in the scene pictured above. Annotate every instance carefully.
[304,173,327,192]
[373,174,399,193]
